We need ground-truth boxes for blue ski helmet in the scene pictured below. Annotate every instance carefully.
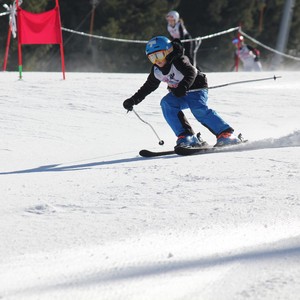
[232,36,244,44]
[145,36,172,56]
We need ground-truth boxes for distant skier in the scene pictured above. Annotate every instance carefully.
[166,10,194,65]
[123,36,241,149]
[233,36,262,72]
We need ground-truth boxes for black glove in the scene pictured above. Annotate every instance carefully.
[254,56,260,62]
[123,97,135,111]
[172,85,187,97]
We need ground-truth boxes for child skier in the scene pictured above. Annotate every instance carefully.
[233,36,262,72]
[123,36,241,148]
[166,10,194,64]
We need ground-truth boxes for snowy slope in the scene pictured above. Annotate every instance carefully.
[0,71,300,300]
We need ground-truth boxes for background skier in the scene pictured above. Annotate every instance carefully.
[166,10,194,65]
[233,36,262,71]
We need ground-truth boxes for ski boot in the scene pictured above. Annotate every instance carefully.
[175,132,208,149]
[214,131,241,147]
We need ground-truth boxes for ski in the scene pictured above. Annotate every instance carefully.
[140,134,247,157]
[139,146,212,157]
[175,134,247,156]
[139,146,213,157]
[139,142,245,157]
[174,145,214,156]
[139,149,175,157]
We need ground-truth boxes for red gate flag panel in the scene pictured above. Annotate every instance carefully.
[14,0,66,79]
[18,7,62,44]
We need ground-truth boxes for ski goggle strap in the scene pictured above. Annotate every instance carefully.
[147,48,173,64]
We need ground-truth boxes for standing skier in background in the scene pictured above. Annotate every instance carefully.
[166,10,194,65]
[123,36,241,149]
[233,36,262,71]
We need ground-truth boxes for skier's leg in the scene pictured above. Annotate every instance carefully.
[253,61,262,71]
[160,92,194,136]
[186,90,233,136]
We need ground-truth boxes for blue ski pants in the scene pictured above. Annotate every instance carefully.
[160,89,231,137]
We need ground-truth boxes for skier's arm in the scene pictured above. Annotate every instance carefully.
[246,45,255,52]
[123,69,160,110]
[247,45,260,60]
[132,71,161,102]
[178,23,185,39]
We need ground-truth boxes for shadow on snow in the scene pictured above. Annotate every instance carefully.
[0,157,141,175]
[1,130,300,175]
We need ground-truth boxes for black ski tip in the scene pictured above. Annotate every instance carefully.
[139,149,175,157]
[139,150,153,157]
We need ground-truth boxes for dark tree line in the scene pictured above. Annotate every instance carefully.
[0,0,299,72]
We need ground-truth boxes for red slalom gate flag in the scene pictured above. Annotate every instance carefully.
[16,0,65,79]
[18,7,62,45]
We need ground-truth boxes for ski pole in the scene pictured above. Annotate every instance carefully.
[208,75,281,90]
[132,108,164,145]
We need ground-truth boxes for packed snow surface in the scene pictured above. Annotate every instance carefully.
[0,71,300,300]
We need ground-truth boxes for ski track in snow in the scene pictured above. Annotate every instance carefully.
[0,71,300,300]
